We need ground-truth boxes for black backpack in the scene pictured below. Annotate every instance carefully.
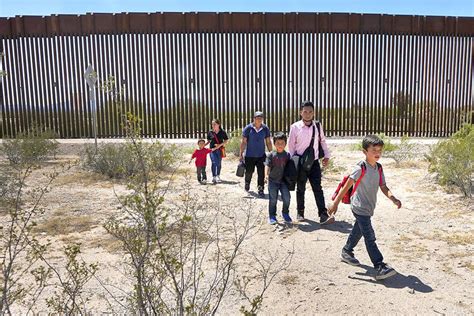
[284,153,298,191]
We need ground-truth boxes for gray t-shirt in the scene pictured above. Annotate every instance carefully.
[265,151,289,183]
[349,161,386,217]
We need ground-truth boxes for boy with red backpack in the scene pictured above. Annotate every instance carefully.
[328,134,402,280]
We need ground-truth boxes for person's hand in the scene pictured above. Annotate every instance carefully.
[264,176,269,184]
[328,202,338,215]
[392,197,402,209]
[239,154,244,161]
[322,157,330,167]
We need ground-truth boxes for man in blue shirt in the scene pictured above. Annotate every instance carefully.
[240,111,272,197]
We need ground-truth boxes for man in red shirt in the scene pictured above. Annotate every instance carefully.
[190,139,215,184]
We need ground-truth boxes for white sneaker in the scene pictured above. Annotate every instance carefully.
[296,214,305,222]
[201,179,207,185]
[212,177,217,184]
[216,176,222,183]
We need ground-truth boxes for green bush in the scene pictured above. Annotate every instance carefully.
[427,124,473,197]
[384,135,417,166]
[81,141,181,179]
[1,127,58,166]
[352,133,397,152]
[225,129,242,158]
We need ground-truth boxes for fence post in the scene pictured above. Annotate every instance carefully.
[84,64,98,152]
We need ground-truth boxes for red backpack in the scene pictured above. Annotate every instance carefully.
[331,162,383,204]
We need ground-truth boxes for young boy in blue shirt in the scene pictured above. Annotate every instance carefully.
[329,134,402,280]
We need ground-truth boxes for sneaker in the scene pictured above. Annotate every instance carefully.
[269,216,277,225]
[340,249,360,266]
[282,213,292,223]
[244,182,250,192]
[201,179,207,185]
[375,263,397,280]
[320,213,335,225]
[257,186,264,197]
[216,176,222,183]
[212,177,217,184]
[296,214,305,221]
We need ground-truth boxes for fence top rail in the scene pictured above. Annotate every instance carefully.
[0,12,473,37]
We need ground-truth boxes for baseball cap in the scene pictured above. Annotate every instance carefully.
[254,111,264,118]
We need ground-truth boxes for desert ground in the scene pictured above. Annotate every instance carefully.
[2,138,473,315]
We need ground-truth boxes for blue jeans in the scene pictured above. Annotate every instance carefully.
[343,212,384,268]
[268,180,290,217]
[210,150,222,177]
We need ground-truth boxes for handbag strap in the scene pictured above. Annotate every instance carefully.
[315,121,322,144]
[212,131,221,145]
[307,123,316,150]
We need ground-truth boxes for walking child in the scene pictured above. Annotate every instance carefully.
[328,134,402,280]
[189,139,216,184]
[265,132,292,224]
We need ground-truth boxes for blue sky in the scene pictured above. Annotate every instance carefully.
[1,0,473,17]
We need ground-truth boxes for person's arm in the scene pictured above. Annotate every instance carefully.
[240,137,248,161]
[265,137,272,152]
[264,154,272,183]
[221,131,229,146]
[328,178,355,215]
[318,123,330,167]
[189,151,196,164]
[206,132,212,147]
[380,184,402,209]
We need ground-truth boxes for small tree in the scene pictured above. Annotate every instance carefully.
[46,244,98,314]
[427,124,474,197]
[392,92,411,119]
[0,129,58,313]
[384,135,417,167]
[0,128,97,314]
[225,130,243,157]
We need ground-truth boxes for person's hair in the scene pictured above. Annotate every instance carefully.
[300,100,314,110]
[362,134,384,150]
[212,118,221,125]
[273,132,287,144]
[197,139,205,144]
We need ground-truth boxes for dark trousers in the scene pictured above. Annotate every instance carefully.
[343,213,384,268]
[268,180,290,217]
[244,155,266,189]
[296,160,327,217]
[196,166,207,182]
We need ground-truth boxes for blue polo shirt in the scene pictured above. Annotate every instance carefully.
[242,123,271,158]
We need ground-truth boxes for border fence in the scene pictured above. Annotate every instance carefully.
[0,12,473,138]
